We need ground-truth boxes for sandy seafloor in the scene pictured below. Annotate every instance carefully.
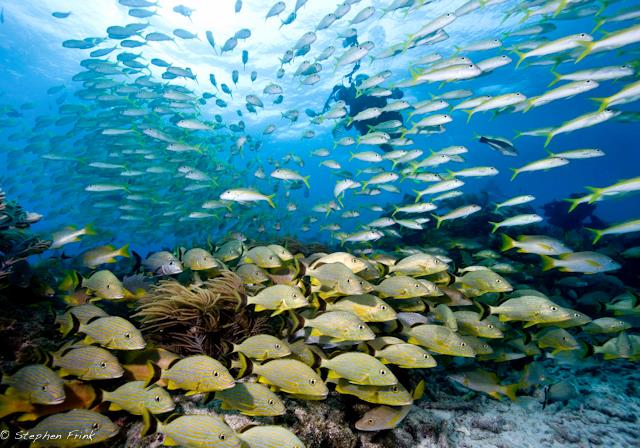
[1,298,638,448]
[120,361,639,448]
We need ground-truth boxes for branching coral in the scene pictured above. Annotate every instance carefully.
[133,270,269,358]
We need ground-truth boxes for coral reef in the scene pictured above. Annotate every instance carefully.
[133,271,269,358]
[0,189,50,286]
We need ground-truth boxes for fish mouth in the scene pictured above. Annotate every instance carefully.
[47,396,66,405]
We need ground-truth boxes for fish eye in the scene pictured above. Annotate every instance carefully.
[107,284,111,289]
[309,378,316,385]
[460,342,466,347]
[352,258,357,263]
[423,354,430,359]
[100,362,107,368]
[551,306,558,311]
[562,336,567,341]
[488,324,494,329]
[391,386,398,392]
[347,278,351,283]
[218,433,226,440]
[414,283,420,288]
[359,281,364,285]
[573,313,580,317]
[268,399,275,405]
[496,279,502,283]
[41,385,47,391]
[379,369,387,375]
[92,423,101,431]
[367,418,374,424]
[468,64,474,68]
[213,371,219,377]
[154,395,161,402]
[380,305,387,310]
[358,324,365,330]
[274,343,281,349]
[125,332,131,339]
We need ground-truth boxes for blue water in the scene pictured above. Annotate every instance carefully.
[0,0,638,254]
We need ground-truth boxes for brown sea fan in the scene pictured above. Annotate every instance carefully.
[133,270,269,358]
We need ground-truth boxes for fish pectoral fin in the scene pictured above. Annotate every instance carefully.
[326,370,341,380]
[109,403,123,411]
[185,390,203,397]
[488,391,503,401]
[522,321,538,329]
[309,328,324,337]
[253,304,267,311]
[163,436,178,446]
[166,381,179,390]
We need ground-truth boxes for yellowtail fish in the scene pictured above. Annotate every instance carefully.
[587,219,640,244]
[1,364,65,405]
[148,414,241,448]
[215,382,285,417]
[321,352,398,386]
[355,405,412,431]
[540,251,621,274]
[101,380,174,415]
[449,369,518,401]
[162,355,235,394]
[404,324,476,357]
[237,425,306,448]
[326,294,397,322]
[232,334,291,361]
[489,296,573,328]
[73,316,145,350]
[28,409,118,447]
[52,345,124,380]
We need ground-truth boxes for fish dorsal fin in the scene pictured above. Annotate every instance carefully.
[85,315,102,325]
[165,358,181,371]
[237,423,260,434]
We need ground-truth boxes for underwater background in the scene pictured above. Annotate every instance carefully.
[0,0,639,447]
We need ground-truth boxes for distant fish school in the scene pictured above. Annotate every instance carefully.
[0,0,639,446]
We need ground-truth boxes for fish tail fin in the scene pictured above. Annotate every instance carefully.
[143,361,162,388]
[500,234,516,252]
[413,190,423,203]
[432,214,443,229]
[302,176,310,189]
[591,17,606,33]
[355,87,364,98]
[0,394,30,420]
[391,206,399,217]
[119,243,131,258]
[235,352,253,379]
[267,194,276,208]
[512,49,526,69]
[548,69,562,87]
[586,227,603,244]
[402,35,414,53]
[84,223,97,236]
[575,41,594,63]
[412,379,425,400]
[488,221,499,233]
[464,110,474,123]
[503,383,519,401]
[585,186,602,203]
[509,168,519,182]
[543,131,554,148]
[540,255,556,271]
[513,130,524,140]
[553,0,568,16]
[589,97,608,113]
[523,99,534,113]
[564,196,581,212]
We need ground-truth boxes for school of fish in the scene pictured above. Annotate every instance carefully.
[0,0,640,446]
